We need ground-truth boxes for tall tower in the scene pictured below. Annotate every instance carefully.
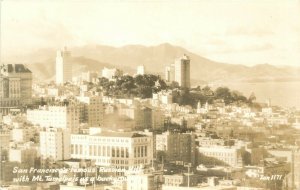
[56,47,72,84]
[174,54,190,88]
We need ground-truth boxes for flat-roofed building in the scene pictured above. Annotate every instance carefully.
[76,95,104,127]
[40,127,71,161]
[156,131,196,166]
[0,64,32,114]
[198,146,242,167]
[70,130,153,168]
[27,105,80,133]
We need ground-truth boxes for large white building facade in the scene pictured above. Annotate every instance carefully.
[40,127,71,161]
[27,105,80,133]
[56,47,72,84]
[198,146,242,167]
[70,130,153,168]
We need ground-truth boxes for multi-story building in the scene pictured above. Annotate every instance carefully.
[70,130,153,168]
[196,137,225,147]
[0,128,10,149]
[0,64,32,114]
[27,105,80,133]
[137,65,145,75]
[81,71,99,83]
[39,127,71,161]
[174,54,190,88]
[152,90,173,105]
[163,173,198,187]
[76,95,104,127]
[127,173,155,190]
[156,131,196,166]
[198,146,242,167]
[101,67,123,81]
[9,142,37,166]
[152,108,165,130]
[11,126,37,143]
[47,87,63,97]
[118,105,152,130]
[56,47,72,84]
[165,64,175,83]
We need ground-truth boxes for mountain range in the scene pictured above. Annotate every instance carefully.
[16,43,300,84]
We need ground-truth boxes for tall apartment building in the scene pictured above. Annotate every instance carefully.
[0,64,32,114]
[27,105,80,133]
[165,64,175,83]
[156,131,196,166]
[40,127,71,161]
[76,95,104,127]
[152,108,165,130]
[70,130,153,168]
[56,47,72,84]
[174,54,190,88]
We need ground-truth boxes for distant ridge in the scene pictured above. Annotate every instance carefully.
[18,43,300,83]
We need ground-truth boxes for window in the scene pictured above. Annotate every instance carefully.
[126,148,129,158]
[112,147,115,157]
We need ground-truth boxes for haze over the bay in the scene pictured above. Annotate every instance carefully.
[1,0,300,67]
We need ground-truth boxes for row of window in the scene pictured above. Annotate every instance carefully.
[71,144,130,158]
[134,146,148,158]
[203,152,235,157]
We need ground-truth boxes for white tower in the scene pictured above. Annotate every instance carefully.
[196,101,201,114]
[56,47,72,84]
[137,65,145,75]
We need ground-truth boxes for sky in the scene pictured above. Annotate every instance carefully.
[1,0,300,66]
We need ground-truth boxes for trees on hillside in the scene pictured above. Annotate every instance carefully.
[98,74,167,99]
[98,76,250,107]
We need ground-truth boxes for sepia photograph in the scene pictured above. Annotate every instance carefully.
[0,0,300,190]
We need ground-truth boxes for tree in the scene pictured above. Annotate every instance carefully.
[169,81,179,89]
[98,77,110,90]
[241,150,251,166]
[215,87,232,104]
[248,92,256,103]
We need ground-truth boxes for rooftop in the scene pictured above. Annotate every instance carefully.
[92,131,146,138]
[1,64,32,73]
